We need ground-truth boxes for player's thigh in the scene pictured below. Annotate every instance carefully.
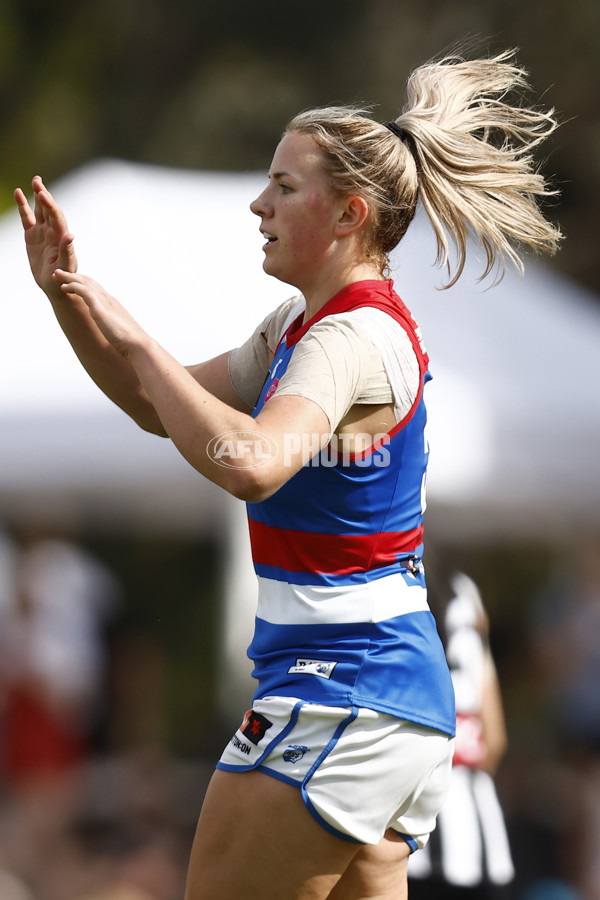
[326,829,410,900]
[184,768,360,900]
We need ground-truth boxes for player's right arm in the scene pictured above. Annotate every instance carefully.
[15,177,248,434]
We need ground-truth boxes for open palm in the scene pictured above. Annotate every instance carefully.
[14,176,77,297]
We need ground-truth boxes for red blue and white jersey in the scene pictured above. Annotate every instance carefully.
[246,280,455,737]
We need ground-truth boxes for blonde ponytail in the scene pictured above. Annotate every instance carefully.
[286,49,562,286]
[390,49,562,285]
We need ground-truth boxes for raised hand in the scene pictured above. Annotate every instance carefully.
[14,176,78,300]
[53,269,147,358]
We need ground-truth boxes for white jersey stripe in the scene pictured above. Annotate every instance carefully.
[256,572,429,626]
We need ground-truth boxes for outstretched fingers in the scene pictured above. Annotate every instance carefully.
[54,269,119,320]
[53,268,142,357]
[16,176,79,296]
[57,232,78,273]
[14,187,36,230]
[32,176,51,226]
[54,269,113,330]
[14,176,70,236]
[54,269,94,301]
[34,177,68,231]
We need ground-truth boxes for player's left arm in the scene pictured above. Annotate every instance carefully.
[479,649,508,776]
[53,269,329,499]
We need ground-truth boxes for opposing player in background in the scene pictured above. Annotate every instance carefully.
[16,49,560,900]
[408,565,515,898]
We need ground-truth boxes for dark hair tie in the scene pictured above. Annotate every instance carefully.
[384,121,409,142]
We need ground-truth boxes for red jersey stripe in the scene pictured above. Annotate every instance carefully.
[248,518,423,575]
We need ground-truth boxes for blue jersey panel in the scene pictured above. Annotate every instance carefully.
[249,611,455,735]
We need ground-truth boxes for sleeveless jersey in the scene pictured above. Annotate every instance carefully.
[246,280,455,737]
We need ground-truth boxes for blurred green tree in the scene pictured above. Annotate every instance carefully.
[1,0,597,292]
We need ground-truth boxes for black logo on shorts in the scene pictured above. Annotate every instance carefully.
[230,734,252,755]
[239,709,273,745]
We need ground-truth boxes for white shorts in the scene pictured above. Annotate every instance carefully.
[217,696,454,848]
[408,766,515,885]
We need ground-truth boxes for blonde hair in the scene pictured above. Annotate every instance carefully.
[286,49,562,286]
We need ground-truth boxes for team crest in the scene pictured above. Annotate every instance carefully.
[283,744,309,763]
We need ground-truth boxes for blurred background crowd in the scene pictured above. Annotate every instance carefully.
[1,1,600,899]
[2,523,600,899]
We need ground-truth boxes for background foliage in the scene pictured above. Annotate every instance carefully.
[1,0,599,295]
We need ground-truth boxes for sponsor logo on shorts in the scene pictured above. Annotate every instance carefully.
[230,734,252,755]
[283,744,309,763]
[287,658,338,679]
[239,709,273,745]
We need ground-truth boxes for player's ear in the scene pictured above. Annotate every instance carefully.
[334,195,369,236]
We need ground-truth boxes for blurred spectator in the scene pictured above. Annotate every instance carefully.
[530,536,600,900]
[0,519,216,900]
[531,535,600,755]
[0,522,122,898]
[70,817,186,900]
[408,565,515,899]
[0,525,121,787]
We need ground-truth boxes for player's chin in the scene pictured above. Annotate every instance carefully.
[261,255,283,279]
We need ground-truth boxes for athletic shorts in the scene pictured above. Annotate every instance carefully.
[407,766,515,885]
[217,696,454,848]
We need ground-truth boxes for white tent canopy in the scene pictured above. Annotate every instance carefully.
[2,159,599,541]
